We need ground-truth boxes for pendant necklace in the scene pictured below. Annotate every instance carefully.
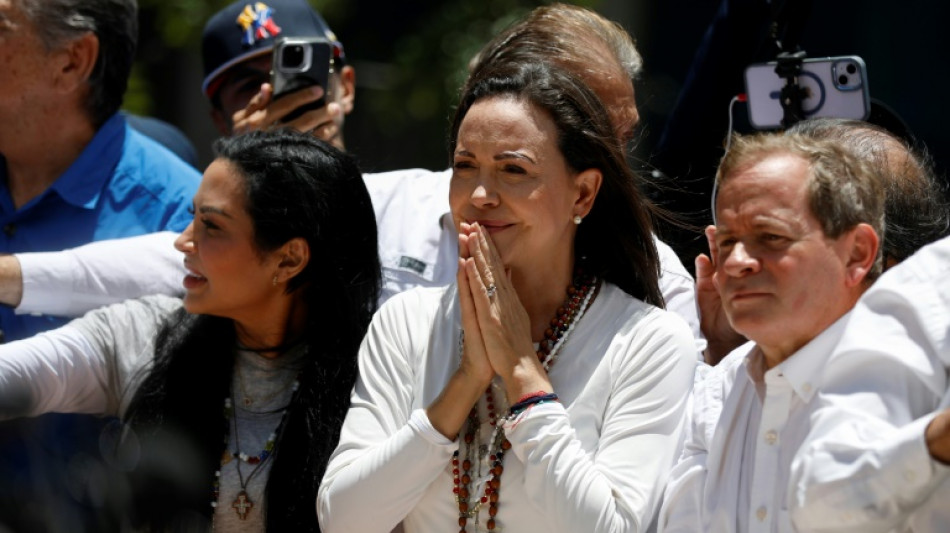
[211,378,299,520]
[452,270,598,532]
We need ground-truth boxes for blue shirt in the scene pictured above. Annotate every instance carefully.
[0,113,200,340]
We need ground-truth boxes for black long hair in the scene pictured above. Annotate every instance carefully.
[122,130,381,531]
[450,62,663,307]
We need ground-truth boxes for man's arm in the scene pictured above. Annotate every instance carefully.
[11,232,184,317]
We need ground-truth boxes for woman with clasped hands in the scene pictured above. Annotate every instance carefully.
[318,62,696,533]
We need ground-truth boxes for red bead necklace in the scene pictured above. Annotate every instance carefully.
[453,271,597,532]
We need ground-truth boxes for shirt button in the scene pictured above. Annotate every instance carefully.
[756,506,768,521]
[802,383,812,393]
[764,429,778,445]
[904,470,917,482]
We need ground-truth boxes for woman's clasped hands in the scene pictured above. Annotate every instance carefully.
[456,222,552,402]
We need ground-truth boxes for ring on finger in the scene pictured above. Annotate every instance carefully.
[485,284,497,298]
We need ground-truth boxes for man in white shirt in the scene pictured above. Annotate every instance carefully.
[659,132,884,532]
[0,4,703,343]
[696,118,950,365]
[788,234,950,532]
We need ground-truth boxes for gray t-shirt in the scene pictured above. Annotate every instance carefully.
[48,295,306,530]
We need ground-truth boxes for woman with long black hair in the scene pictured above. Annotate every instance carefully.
[0,129,380,531]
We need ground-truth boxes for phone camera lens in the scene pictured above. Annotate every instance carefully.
[282,45,305,69]
[846,63,857,74]
[838,75,848,85]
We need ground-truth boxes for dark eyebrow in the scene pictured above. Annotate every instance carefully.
[198,205,233,219]
[495,151,536,164]
[454,149,537,165]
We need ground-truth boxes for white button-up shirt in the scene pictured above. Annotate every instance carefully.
[789,235,950,533]
[660,315,850,532]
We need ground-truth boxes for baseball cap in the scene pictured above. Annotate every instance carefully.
[201,0,344,97]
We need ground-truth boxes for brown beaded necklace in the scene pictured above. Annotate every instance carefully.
[452,271,598,532]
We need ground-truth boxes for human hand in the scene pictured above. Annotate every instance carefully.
[461,223,551,401]
[456,227,494,390]
[697,225,746,364]
[926,407,950,465]
[0,255,23,307]
[231,84,342,142]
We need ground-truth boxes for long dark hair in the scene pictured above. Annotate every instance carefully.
[450,62,663,306]
[122,130,381,531]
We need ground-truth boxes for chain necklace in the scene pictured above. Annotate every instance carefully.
[234,362,298,409]
[211,378,299,520]
[453,271,598,532]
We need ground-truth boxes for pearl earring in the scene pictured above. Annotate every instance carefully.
[272,275,278,286]
[573,215,582,225]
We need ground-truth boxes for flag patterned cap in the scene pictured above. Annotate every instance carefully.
[201,0,343,97]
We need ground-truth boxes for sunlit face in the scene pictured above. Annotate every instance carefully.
[450,96,584,275]
[174,159,283,321]
[0,0,62,142]
[713,153,855,359]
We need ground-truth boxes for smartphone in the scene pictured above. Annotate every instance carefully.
[744,56,870,130]
[271,36,334,122]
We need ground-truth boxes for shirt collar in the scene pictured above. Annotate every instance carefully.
[747,311,853,403]
[49,112,126,209]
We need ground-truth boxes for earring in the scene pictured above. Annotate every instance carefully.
[573,215,582,225]
[272,275,278,287]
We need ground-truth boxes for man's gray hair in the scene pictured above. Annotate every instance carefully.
[788,118,950,264]
[716,132,887,279]
[18,0,138,128]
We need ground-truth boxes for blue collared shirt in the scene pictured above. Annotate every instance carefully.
[0,113,200,340]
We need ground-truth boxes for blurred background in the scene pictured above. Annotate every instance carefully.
[129,0,948,185]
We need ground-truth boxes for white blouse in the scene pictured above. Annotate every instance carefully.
[318,282,697,533]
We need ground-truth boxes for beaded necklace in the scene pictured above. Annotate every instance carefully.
[211,378,299,520]
[452,271,598,532]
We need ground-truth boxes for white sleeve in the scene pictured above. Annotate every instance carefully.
[0,325,109,418]
[659,362,720,532]
[17,232,184,316]
[503,310,696,533]
[788,291,948,532]
[318,294,456,533]
[0,296,178,420]
[791,410,950,533]
[655,236,705,354]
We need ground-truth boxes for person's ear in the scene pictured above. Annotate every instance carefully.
[54,32,98,94]
[275,238,310,284]
[336,65,356,115]
[572,168,602,220]
[844,223,880,287]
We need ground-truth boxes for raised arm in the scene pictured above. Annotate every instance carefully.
[0,295,180,420]
[13,232,183,317]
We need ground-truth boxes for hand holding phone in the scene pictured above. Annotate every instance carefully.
[271,36,335,122]
[230,83,336,137]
